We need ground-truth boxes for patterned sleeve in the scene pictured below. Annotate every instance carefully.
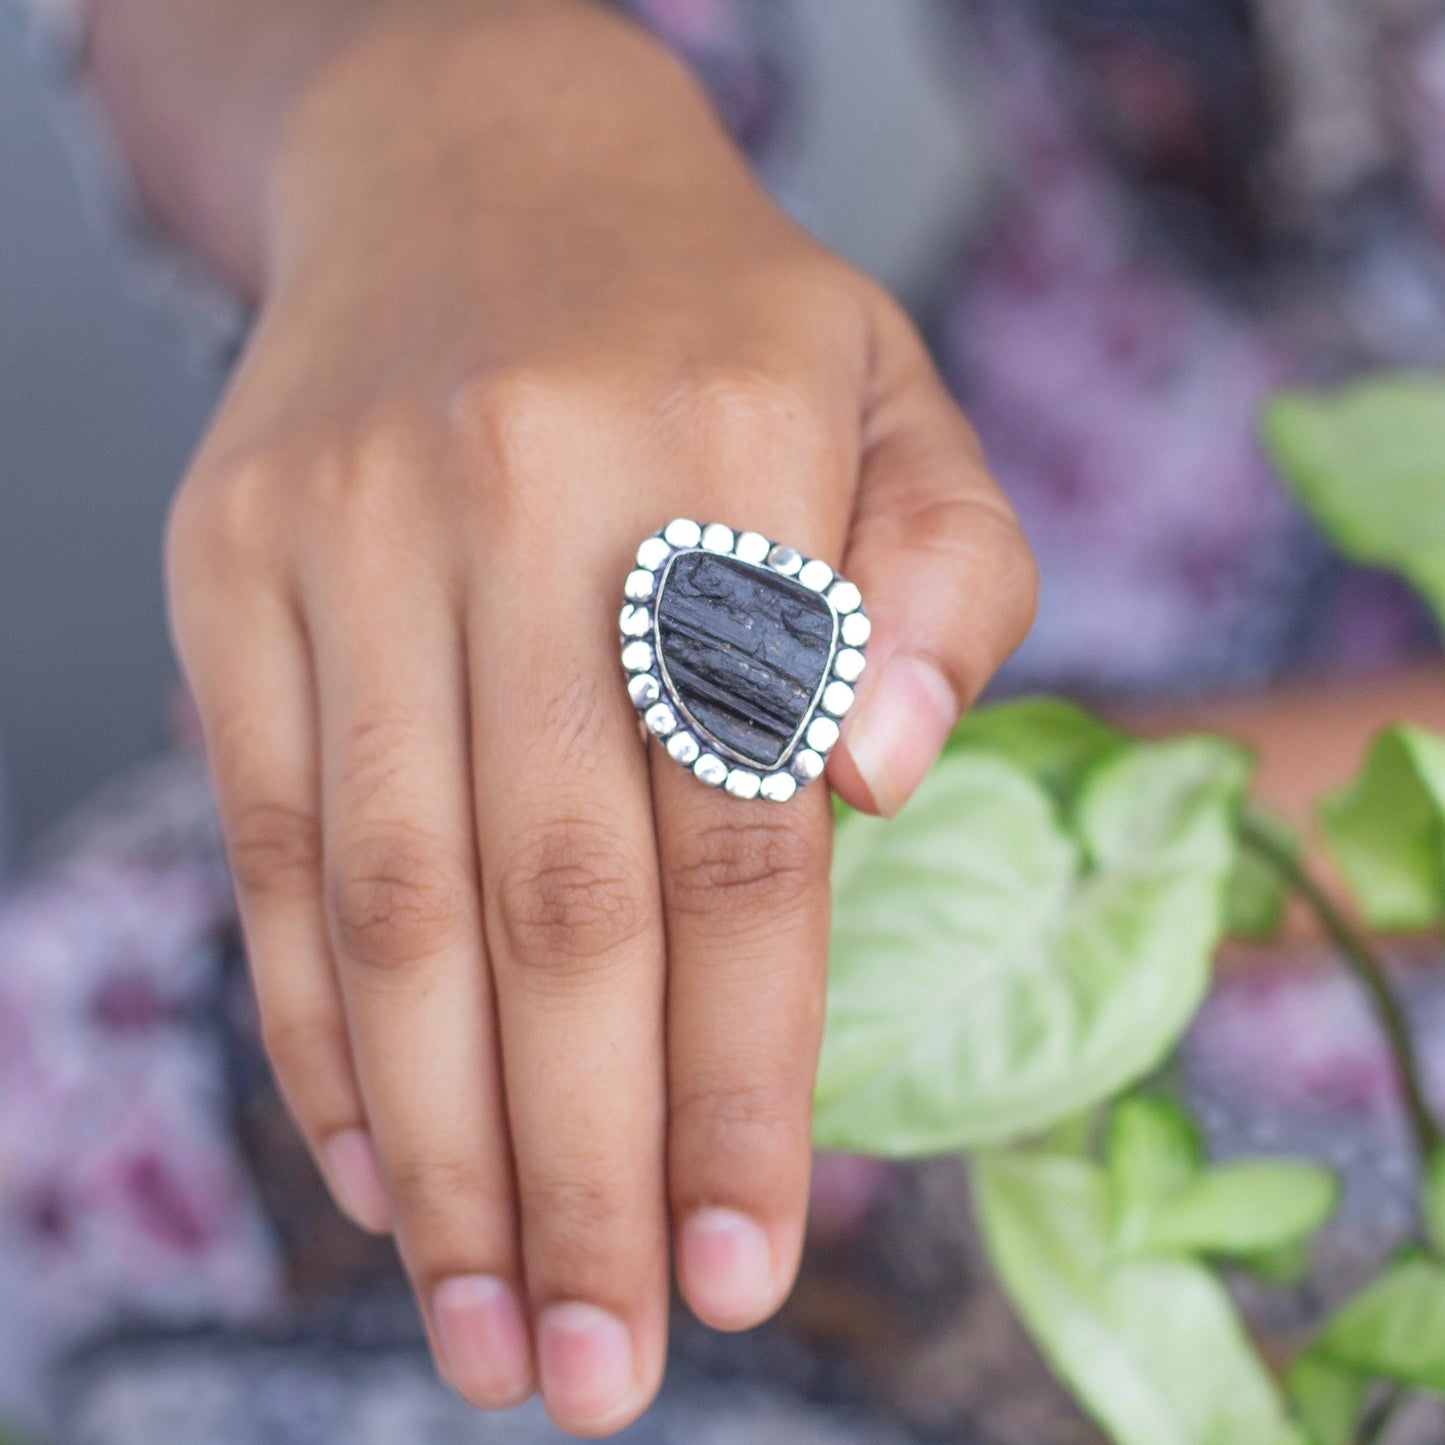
[3,0,251,362]
[3,0,784,367]
[5,0,85,61]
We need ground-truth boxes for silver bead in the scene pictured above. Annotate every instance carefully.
[628,673,661,707]
[624,568,656,601]
[841,612,872,647]
[645,702,677,736]
[637,536,671,571]
[664,518,702,548]
[799,559,834,592]
[833,648,867,683]
[621,640,654,672]
[694,754,728,787]
[667,731,701,766]
[725,769,762,800]
[792,748,825,782]
[760,772,797,803]
[619,604,651,637]
[806,716,840,753]
[701,523,734,554]
[768,544,802,575]
[735,531,770,564]
[828,580,862,614]
[822,681,855,717]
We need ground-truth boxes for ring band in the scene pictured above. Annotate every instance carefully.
[620,519,869,801]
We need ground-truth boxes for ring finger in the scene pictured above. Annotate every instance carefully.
[306,554,529,1409]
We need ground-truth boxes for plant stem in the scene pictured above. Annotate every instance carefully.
[1357,1386,1403,1445]
[1241,818,1442,1161]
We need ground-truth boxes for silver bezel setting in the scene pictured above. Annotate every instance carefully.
[620,519,869,801]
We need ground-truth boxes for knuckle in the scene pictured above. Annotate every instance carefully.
[322,407,435,533]
[387,1153,494,1233]
[454,365,574,437]
[227,800,323,902]
[336,709,426,814]
[525,1171,633,1276]
[1000,520,1042,639]
[258,1010,344,1096]
[165,455,283,586]
[329,827,471,973]
[162,482,207,590]
[948,495,1040,647]
[453,368,589,473]
[535,673,609,768]
[304,413,436,555]
[494,823,652,983]
[449,366,608,535]
[349,403,432,486]
[897,493,1039,693]
[672,1073,800,1159]
[676,364,825,455]
[666,819,824,924]
[864,276,933,362]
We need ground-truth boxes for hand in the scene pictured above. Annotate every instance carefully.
[163,4,1036,1433]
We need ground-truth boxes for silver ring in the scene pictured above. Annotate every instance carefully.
[619,519,869,801]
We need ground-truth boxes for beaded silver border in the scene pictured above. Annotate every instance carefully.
[619,519,869,802]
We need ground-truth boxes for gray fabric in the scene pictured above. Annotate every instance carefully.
[60,1305,942,1445]
[2,0,250,363]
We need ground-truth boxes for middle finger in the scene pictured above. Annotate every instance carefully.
[471,554,670,1438]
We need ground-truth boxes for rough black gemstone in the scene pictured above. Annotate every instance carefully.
[655,551,835,768]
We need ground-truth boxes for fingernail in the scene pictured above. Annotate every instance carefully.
[537,1301,636,1428]
[321,1128,392,1233]
[679,1208,775,1328]
[433,1275,533,1408]
[844,654,957,817]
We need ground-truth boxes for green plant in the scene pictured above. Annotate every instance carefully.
[815,375,1445,1445]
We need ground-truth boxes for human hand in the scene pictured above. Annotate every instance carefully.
[163,4,1036,1433]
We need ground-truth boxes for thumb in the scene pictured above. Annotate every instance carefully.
[831,320,1038,817]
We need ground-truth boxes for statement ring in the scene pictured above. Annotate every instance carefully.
[619,519,869,801]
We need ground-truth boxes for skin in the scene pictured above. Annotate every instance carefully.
[1124,660,1445,939]
[88,0,1037,1433]
[1127,662,1445,831]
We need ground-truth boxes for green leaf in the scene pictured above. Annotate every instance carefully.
[1107,1095,1203,1250]
[1320,726,1445,932]
[1038,1109,1101,1158]
[1315,1254,1445,1391]
[1264,378,1445,629]
[1271,1428,1313,1445]
[1287,1353,1367,1445]
[974,1151,1291,1445]
[1229,809,1300,941]
[1078,736,1251,877]
[1239,1238,1313,1288]
[1134,1162,1338,1259]
[1103,1100,1333,1272]
[949,697,1129,808]
[1425,1146,1445,1258]
[815,738,1249,1154]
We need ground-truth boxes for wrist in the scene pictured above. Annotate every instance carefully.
[89,0,679,299]
[263,3,730,299]
[89,0,379,294]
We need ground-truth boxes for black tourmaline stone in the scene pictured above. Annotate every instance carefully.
[656,551,835,768]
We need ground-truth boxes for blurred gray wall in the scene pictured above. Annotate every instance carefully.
[0,0,985,865]
[0,18,215,863]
